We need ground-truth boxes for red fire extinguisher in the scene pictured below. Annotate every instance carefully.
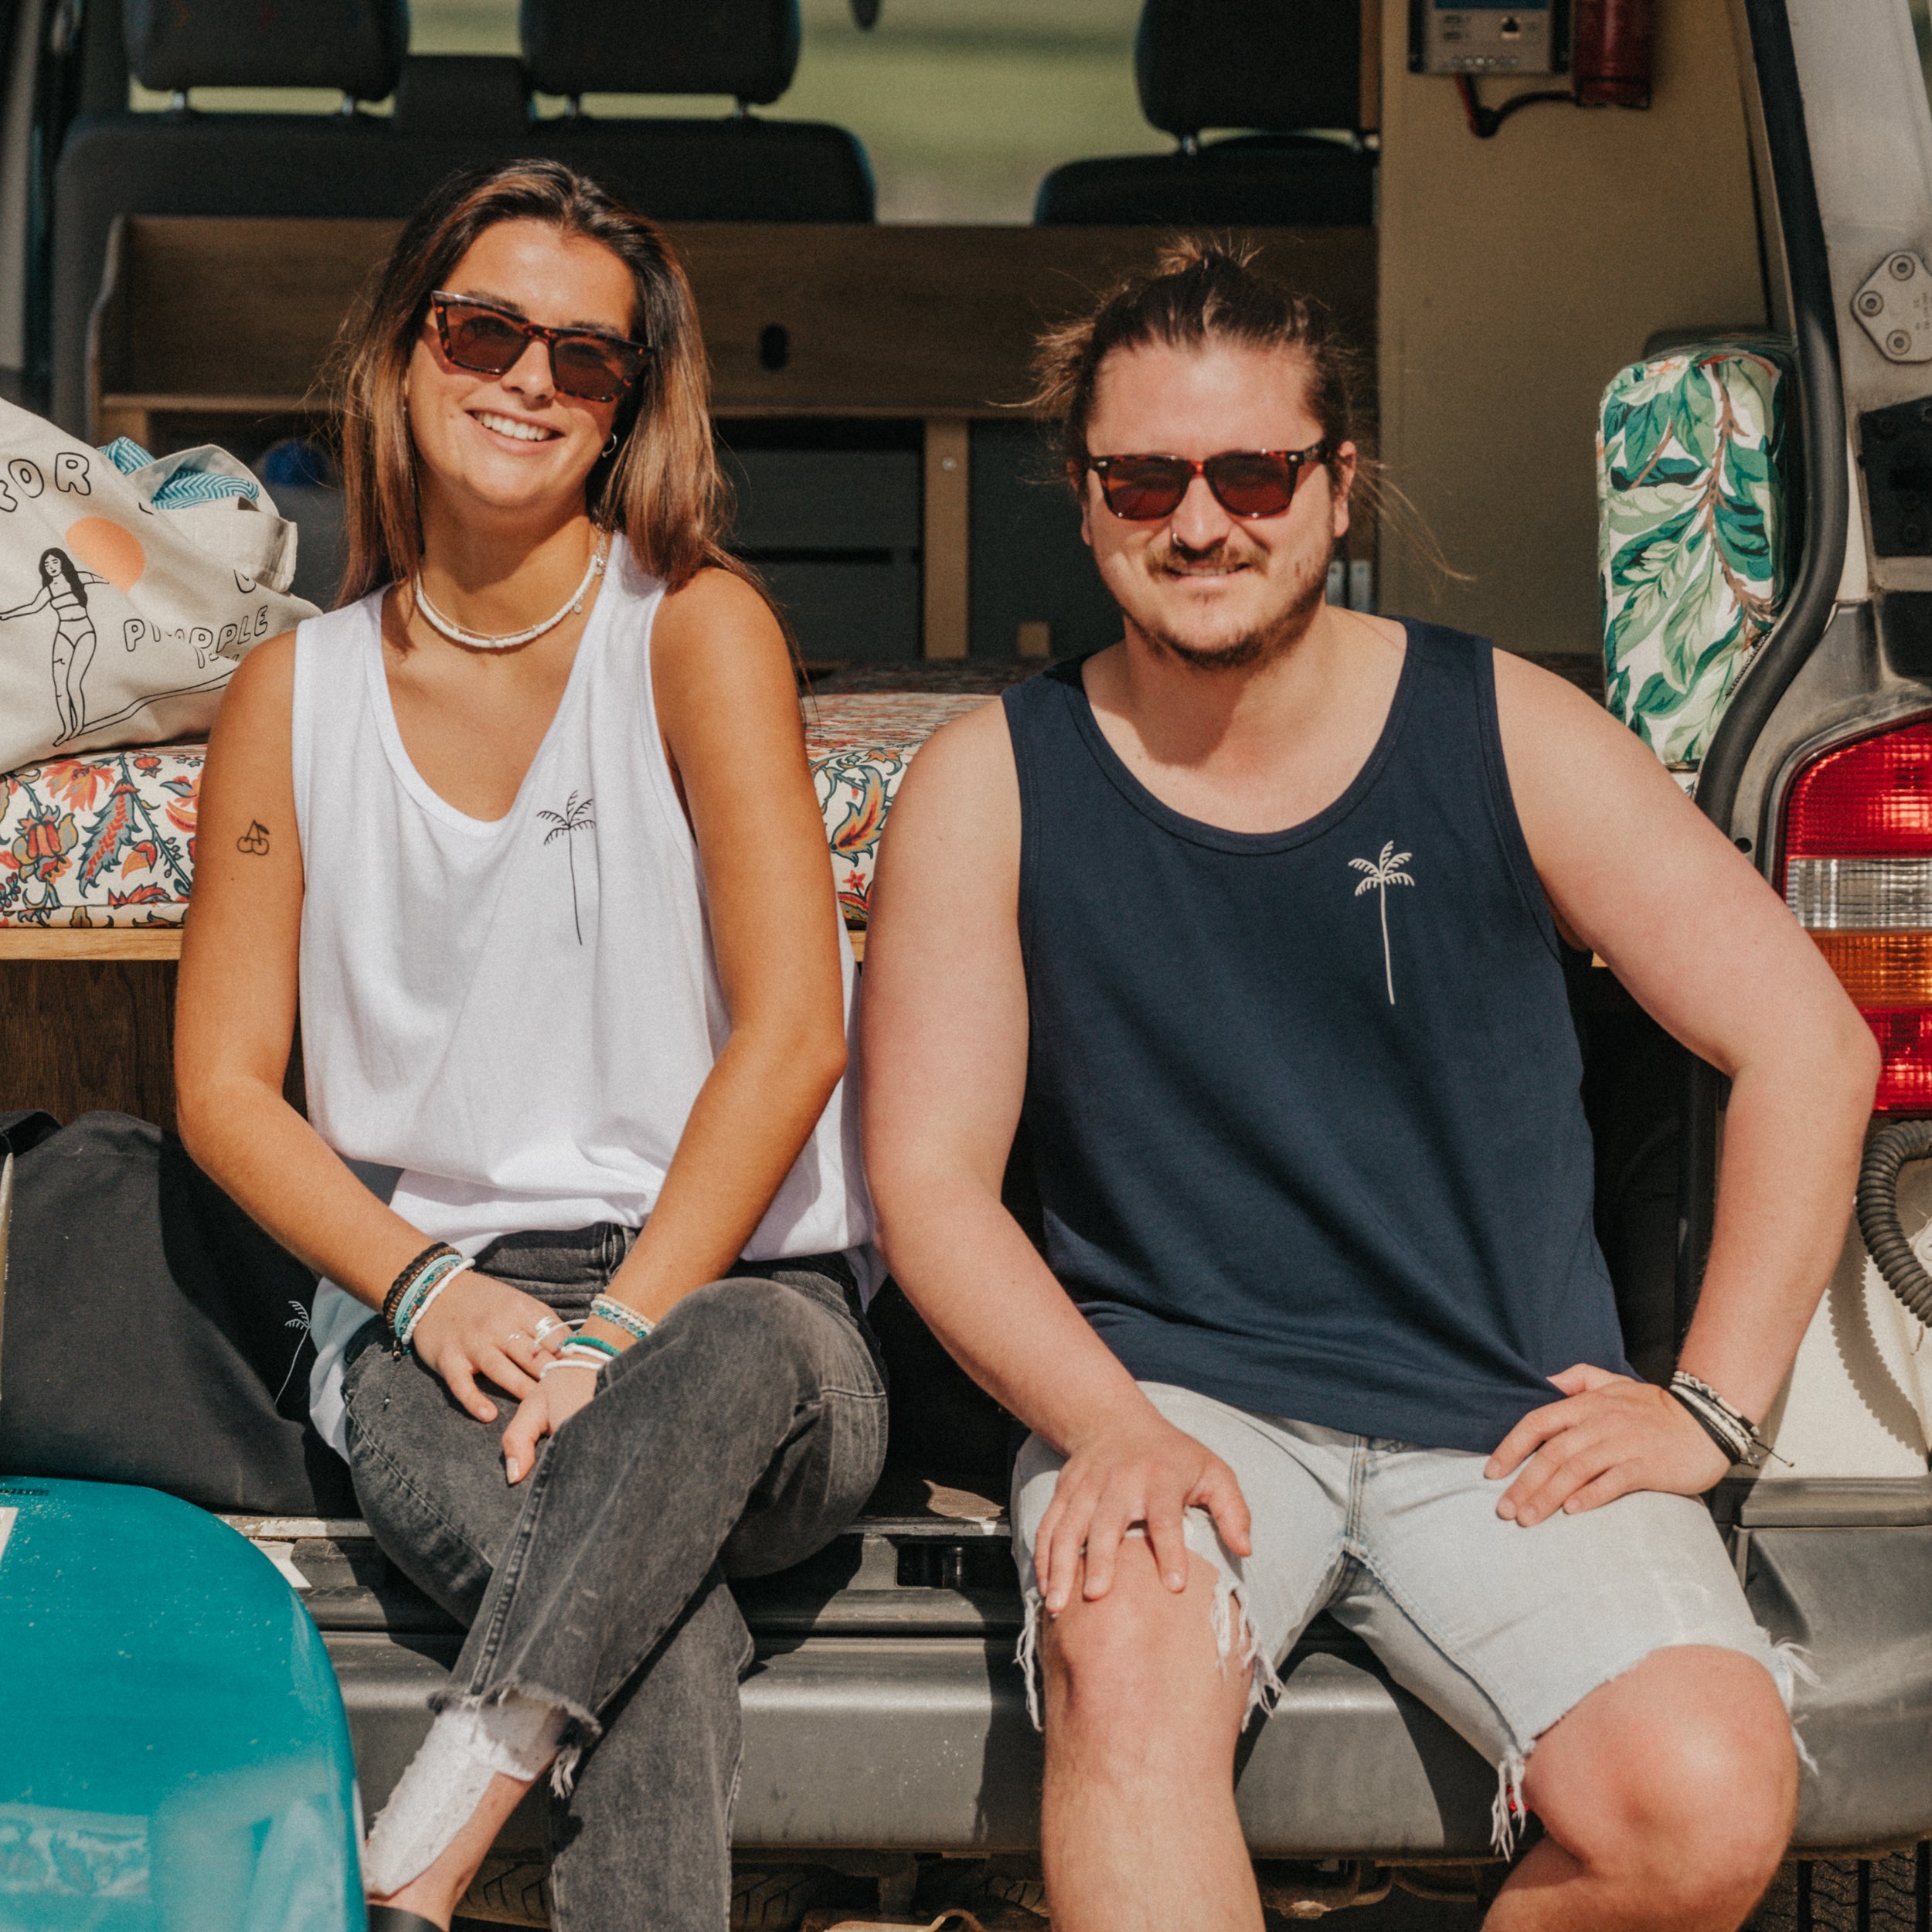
[1573,0,1654,110]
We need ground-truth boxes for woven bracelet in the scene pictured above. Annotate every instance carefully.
[383,1240,458,1338]
[1669,1386,1754,1466]
[1668,1371,1783,1469]
[396,1257,474,1355]
[389,1250,470,1347]
[590,1294,655,1342]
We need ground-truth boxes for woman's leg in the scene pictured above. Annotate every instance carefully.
[547,1570,751,1930]
[374,1268,886,1928]
[63,621,95,736]
[49,632,74,741]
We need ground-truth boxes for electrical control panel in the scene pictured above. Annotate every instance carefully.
[1410,0,1568,76]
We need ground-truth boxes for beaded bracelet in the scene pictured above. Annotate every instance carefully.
[542,1354,600,1379]
[396,1257,474,1355]
[383,1240,458,1338]
[561,1334,618,1363]
[590,1294,655,1342]
[390,1250,470,1346]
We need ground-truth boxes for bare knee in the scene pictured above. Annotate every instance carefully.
[1043,1541,1248,1757]
[1529,1648,1795,1919]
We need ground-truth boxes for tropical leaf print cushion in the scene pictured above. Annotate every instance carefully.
[1598,339,1793,770]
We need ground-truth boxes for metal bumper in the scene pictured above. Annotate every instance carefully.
[311,1485,1932,1862]
[324,1623,1501,1859]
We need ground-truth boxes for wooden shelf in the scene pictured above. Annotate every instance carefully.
[0,927,183,959]
[0,925,845,963]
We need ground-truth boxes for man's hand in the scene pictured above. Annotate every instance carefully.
[1485,1364,1732,1526]
[500,1362,599,1484]
[1034,1410,1253,1614]
[408,1271,570,1423]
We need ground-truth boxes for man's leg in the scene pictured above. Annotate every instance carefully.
[1488,1645,1795,1932]
[1042,1535,1261,1932]
[1343,1444,1799,1932]
[1013,1390,1348,1932]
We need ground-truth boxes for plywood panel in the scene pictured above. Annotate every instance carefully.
[97,219,1377,423]
[0,930,182,959]
[922,418,971,660]
[1376,0,1766,658]
[0,961,179,1131]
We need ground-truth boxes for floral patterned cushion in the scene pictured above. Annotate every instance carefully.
[806,694,989,926]
[1598,339,1792,770]
[0,744,201,926]
[0,693,990,929]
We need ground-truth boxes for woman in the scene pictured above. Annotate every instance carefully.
[1,546,107,742]
[175,161,884,1932]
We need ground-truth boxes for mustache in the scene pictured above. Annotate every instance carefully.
[1144,534,1262,573]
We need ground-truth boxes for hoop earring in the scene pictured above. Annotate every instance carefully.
[601,433,618,457]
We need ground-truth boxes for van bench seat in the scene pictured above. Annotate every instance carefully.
[0,693,988,935]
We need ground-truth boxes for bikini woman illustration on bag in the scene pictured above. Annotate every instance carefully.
[0,547,109,744]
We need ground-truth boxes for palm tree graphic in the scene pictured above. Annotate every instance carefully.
[273,1300,311,1410]
[539,791,597,944]
[1349,841,1416,1005]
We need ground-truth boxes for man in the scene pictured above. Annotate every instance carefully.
[861,240,1876,1932]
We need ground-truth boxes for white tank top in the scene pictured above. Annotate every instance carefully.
[294,537,875,1454]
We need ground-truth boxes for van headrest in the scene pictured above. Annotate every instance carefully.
[1135,0,1362,138]
[520,0,801,106]
[124,0,409,100]
[392,56,530,134]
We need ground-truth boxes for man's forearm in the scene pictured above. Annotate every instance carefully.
[878,1169,1151,1454]
[1677,1033,1876,1422]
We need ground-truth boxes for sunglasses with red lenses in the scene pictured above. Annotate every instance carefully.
[1085,443,1333,522]
[428,291,651,403]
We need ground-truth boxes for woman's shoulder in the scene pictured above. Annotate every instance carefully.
[650,564,791,684]
[655,562,779,631]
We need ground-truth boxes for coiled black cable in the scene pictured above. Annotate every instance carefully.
[1855,1121,1932,1326]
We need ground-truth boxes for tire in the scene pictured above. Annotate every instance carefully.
[978,1871,1049,1917]
[731,1864,829,1932]
[1750,1851,1930,1931]
[456,1853,549,1927]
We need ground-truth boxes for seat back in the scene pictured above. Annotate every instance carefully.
[1036,0,1373,226]
[53,0,416,432]
[53,0,872,434]
[511,0,872,227]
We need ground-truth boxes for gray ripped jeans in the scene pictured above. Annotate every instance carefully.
[339,1225,888,1932]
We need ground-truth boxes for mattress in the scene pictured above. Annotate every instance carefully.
[0,694,988,930]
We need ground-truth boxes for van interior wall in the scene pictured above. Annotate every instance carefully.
[1376,0,1767,658]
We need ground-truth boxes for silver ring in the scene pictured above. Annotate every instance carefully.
[506,1329,529,1344]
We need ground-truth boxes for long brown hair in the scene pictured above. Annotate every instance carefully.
[329,158,745,610]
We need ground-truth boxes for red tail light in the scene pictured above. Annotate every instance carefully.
[1781,718,1932,1111]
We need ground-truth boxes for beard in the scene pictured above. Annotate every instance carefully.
[1136,534,1331,673]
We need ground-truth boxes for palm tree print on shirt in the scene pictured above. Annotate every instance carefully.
[539,791,596,944]
[1349,841,1415,1005]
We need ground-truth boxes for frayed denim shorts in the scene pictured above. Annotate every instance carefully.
[1012,1380,1802,1853]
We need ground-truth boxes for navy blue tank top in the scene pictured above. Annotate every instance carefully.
[1005,624,1630,1454]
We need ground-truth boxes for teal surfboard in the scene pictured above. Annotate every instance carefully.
[0,1477,362,1931]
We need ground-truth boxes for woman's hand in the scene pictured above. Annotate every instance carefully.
[1484,1363,1733,1526]
[500,1360,600,1483]
[407,1271,570,1423]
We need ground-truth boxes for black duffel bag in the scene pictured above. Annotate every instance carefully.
[0,1108,355,1515]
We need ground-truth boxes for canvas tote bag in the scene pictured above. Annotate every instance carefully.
[0,399,318,774]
